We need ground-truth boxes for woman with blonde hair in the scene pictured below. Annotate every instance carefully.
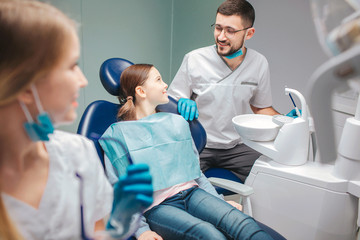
[0,1,153,239]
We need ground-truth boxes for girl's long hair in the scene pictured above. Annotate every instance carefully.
[117,64,154,121]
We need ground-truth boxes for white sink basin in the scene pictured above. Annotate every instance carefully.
[232,114,280,141]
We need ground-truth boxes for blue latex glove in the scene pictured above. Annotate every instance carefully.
[286,108,302,118]
[178,98,199,121]
[107,164,153,237]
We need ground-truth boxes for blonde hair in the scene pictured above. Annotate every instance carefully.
[0,1,77,238]
[0,197,22,240]
[0,0,77,106]
[117,64,154,121]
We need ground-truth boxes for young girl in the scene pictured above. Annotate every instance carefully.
[100,64,274,240]
[0,1,152,239]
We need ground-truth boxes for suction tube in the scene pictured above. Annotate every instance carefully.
[285,88,308,120]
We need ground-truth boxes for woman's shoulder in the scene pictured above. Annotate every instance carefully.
[50,130,92,146]
[48,130,97,159]
[48,130,101,171]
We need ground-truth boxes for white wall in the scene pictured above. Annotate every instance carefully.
[47,0,173,133]
[249,0,328,113]
[47,0,328,132]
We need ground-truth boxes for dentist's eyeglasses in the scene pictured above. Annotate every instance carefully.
[211,23,251,39]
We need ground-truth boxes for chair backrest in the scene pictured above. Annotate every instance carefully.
[77,58,133,167]
[77,57,206,168]
[77,100,119,167]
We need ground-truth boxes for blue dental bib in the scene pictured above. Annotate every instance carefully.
[100,112,201,191]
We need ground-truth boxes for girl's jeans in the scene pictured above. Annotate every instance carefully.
[144,186,273,240]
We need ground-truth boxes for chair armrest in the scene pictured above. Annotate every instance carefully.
[208,177,254,196]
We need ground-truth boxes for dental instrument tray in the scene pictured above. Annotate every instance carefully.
[232,114,280,141]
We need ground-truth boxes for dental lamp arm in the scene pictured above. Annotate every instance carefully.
[307,45,360,163]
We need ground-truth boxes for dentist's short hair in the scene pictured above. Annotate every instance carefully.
[217,0,255,27]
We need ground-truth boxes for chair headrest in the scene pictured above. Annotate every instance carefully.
[99,58,134,96]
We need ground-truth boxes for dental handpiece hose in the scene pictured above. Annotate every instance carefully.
[289,93,301,117]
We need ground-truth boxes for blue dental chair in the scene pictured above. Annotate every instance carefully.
[76,58,206,168]
[77,58,286,240]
